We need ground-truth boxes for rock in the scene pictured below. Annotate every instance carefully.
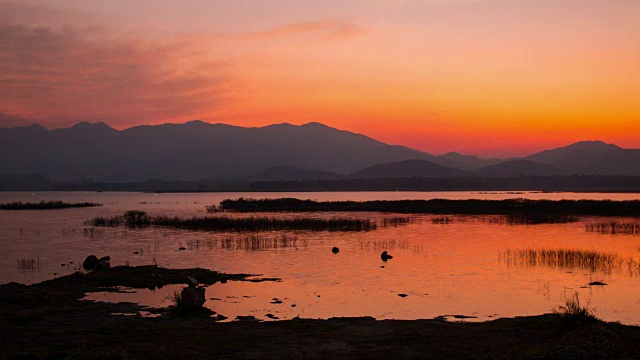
[82,255,99,270]
[93,260,111,272]
[181,286,206,307]
[332,247,339,254]
[187,277,199,287]
[133,251,139,255]
[381,251,393,262]
[178,247,186,251]
[398,293,408,298]
[99,256,111,261]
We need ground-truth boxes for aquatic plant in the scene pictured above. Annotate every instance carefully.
[502,248,623,273]
[85,211,379,232]
[506,214,580,225]
[123,210,151,227]
[218,198,640,217]
[379,216,420,227]
[432,216,453,224]
[553,292,598,329]
[16,257,40,271]
[585,221,640,235]
[1,201,101,210]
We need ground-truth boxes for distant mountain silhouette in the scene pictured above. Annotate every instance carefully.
[0,121,433,181]
[433,152,504,170]
[524,141,640,175]
[350,159,469,178]
[3,121,639,183]
[246,166,344,181]
[473,160,567,177]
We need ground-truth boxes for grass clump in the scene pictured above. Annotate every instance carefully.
[553,292,599,329]
[502,248,622,273]
[1,201,101,210]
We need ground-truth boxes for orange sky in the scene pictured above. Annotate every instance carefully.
[1,0,639,157]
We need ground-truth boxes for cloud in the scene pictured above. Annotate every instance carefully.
[252,20,366,41]
[0,5,235,128]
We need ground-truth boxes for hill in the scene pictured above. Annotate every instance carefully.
[474,160,568,177]
[350,159,469,178]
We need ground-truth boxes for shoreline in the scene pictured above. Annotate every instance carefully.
[2,266,640,359]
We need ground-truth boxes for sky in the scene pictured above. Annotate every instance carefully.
[1,0,639,157]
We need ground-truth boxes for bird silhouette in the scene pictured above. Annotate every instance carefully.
[381,251,393,262]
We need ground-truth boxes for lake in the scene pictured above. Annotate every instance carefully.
[1,191,639,324]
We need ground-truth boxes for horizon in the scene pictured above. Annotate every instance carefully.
[2,1,639,157]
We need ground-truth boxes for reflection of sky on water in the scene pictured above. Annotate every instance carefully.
[2,191,640,325]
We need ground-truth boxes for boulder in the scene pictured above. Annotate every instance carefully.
[82,255,99,270]
[181,286,206,308]
[93,260,111,272]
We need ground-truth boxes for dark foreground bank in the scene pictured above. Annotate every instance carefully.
[2,266,639,360]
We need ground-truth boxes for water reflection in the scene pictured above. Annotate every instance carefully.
[3,191,640,325]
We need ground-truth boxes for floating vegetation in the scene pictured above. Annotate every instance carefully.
[219,197,640,217]
[1,201,101,210]
[502,248,623,273]
[432,216,453,224]
[86,211,379,232]
[506,214,580,225]
[585,221,640,235]
[16,257,40,271]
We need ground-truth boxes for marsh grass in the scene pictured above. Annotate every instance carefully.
[432,216,453,224]
[1,201,101,210]
[502,248,623,273]
[16,257,40,271]
[506,214,580,225]
[86,211,390,232]
[360,239,410,251]
[379,217,420,227]
[585,221,640,235]
[553,292,599,329]
[219,197,640,216]
[182,234,303,251]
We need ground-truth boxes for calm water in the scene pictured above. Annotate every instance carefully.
[1,191,640,324]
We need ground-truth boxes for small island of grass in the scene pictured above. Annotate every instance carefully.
[0,200,102,210]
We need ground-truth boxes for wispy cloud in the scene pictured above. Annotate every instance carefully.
[0,3,235,128]
[251,19,366,41]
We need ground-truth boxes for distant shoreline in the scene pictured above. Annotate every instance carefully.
[4,175,640,193]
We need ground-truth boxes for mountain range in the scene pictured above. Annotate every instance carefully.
[1,121,639,184]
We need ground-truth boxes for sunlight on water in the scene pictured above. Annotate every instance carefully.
[2,191,640,324]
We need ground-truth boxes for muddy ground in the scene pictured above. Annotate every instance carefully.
[1,266,639,359]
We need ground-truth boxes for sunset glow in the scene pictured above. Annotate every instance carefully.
[1,0,639,156]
